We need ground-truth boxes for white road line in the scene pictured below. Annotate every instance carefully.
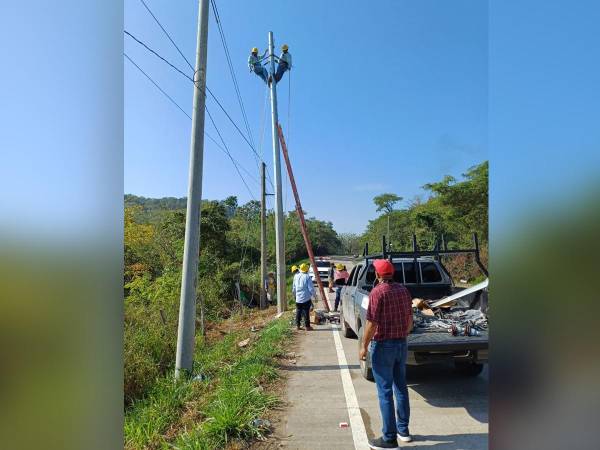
[332,325,369,449]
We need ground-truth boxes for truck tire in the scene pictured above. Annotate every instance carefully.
[358,326,374,381]
[454,361,484,377]
[341,309,357,338]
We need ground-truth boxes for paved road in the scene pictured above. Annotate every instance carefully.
[266,264,488,450]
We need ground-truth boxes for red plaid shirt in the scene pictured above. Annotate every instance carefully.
[366,281,412,341]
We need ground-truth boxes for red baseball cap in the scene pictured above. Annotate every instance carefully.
[373,259,394,278]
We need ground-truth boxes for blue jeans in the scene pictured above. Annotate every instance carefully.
[334,286,342,310]
[274,61,289,82]
[252,65,268,84]
[370,339,410,441]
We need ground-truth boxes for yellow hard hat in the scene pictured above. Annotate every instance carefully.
[281,44,289,51]
[336,263,344,270]
[299,263,309,273]
[251,47,259,53]
[291,265,298,273]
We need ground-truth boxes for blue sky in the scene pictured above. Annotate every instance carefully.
[125,0,488,234]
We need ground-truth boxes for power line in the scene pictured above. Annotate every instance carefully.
[124,52,259,188]
[205,107,257,201]
[124,52,191,120]
[124,29,260,160]
[125,33,263,299]
[131,1,262,165]
[138,0,195,71]
[124,30,192,82]
[204,85,261,160]
[210,0,256,151]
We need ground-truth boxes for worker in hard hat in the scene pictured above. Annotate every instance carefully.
[292,263,315,330]
[333,263,350,312]
[291,265,299,282]
[248,47,268,84]
[328,261,336,293]
[273,44,292,84]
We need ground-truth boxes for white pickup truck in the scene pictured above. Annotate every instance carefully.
[338,235,489,380]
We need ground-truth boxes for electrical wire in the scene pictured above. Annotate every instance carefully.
[124,29,261,163]
[124,52,191,120]
[125,50,260,288]
[205,107,257,201]
[124,52,259,188]
[138,0,194,71]
[210,0,256,152]
[133,0,262,172]
[125,5,274,292]
[124,30,192,82]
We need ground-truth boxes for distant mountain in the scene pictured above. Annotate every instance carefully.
[125,194,190,223]
[125,194,187,211]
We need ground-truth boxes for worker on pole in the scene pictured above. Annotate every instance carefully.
[273,44,292,83]
[248,47,269,84]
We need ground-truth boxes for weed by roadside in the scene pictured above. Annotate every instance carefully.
[124,315,292,449]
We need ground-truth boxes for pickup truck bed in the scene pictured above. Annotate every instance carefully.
[408,329,488,352]
[339,255,489,379]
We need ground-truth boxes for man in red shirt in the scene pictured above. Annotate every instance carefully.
[359,259,413,449]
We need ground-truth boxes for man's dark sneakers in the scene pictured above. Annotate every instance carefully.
[368,436,399,450]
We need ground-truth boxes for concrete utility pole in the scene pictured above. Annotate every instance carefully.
[260,162,267,309]
[175,0,209,379]
[268,31,286,313]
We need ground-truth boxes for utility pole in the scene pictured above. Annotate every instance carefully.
[387,214,390,250]
[260,162,267,309]
[175,0,209,379]
[268,31,286,313]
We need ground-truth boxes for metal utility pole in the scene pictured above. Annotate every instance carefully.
[175,0,209,379]
[260,162,267,309]
[268,31,286,313]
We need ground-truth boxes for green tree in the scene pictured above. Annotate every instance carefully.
[338,233,362,255]
[373,193,403,214]
[373,193,403,247]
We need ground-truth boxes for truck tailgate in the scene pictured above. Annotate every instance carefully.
[407,329,488,352]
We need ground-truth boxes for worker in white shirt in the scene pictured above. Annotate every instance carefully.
[273,44,292,83]
[292,263,315,331]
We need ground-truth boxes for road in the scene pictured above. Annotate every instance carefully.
[264,263,488,450]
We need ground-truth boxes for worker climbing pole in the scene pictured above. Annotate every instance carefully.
[248,37,327,312]
[249,33,293,313]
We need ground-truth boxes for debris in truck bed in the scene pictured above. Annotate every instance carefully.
[413,307,487,334]
[429,278,489,308]
[412,298,434,316]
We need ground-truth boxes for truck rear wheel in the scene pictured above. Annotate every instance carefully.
[454,361,484,376]
[358,326,374,381]
[341,309,356,338]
